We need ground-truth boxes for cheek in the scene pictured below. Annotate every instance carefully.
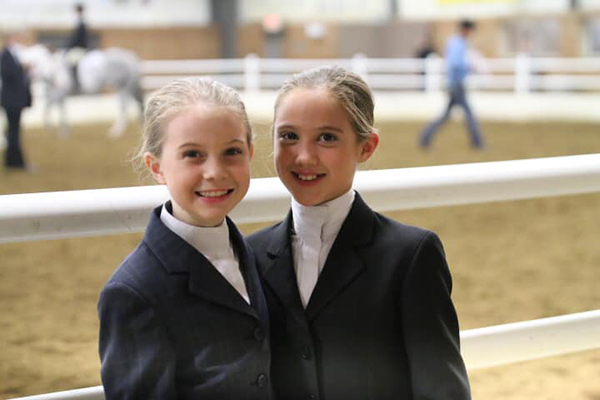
[274,143,296,161]
[328,149,356,169]
[273,145,286,166]
[232,160,251,182]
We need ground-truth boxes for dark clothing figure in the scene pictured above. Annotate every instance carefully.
[248,193,471,400]
[415,43,436,59]
[1,45,32,169]
[67,14,89,50]
[66,6,90,94]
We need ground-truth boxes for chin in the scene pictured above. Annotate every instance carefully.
[293,195,326,207]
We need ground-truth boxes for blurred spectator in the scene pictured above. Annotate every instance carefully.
[419,19,484,149]
[1,30,33,170]
[414,32,437,59]
[66,3,90,93]
[67,3,89,51]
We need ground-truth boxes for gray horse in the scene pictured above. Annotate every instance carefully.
[22,44,144,138]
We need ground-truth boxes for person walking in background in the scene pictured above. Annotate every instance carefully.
[419,19,484,149]
[1,29,32,171]
[98,77,273,399]
[248,65,471,400]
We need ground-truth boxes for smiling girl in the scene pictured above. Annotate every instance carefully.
[248,66,471,400]
[98,78,273,399]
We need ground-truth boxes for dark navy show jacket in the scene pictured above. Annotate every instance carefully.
[248,193,471,400]
[98,206,273,400]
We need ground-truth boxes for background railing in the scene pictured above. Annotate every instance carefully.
[140,53,600,93]
[4,154,600,399]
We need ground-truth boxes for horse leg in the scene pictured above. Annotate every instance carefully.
[0,117,6,150]
[134,81,145,122]
[44,99,57,135]
[108,92,128,138]
[58,99,70,138]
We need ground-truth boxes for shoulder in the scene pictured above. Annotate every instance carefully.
[373,211,434,243]
[101,240,168,302]
[0,49,10,63]
[368,211,445,260]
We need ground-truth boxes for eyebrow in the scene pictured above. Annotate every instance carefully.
[177,138,246,149]
[318,125,344,133]
[276,124,344,133]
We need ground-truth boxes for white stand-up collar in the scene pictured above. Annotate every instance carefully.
[160,204,230,257]
[291,189,355,242]
[290,190,355,308]
[159,203,250,304]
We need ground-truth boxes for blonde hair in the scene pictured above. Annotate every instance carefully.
[274,65,377,141]
[135,77,252,169]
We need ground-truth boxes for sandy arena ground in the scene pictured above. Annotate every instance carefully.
[1,119,599,399]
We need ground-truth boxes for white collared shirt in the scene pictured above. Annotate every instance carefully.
[291,190,355,308]
[7,44,21,63]
[160,204,250,304]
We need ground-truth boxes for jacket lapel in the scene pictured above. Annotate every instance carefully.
[260,212,307,316]
[305,193,375,320]
[187,257,257,319]
[226,217,268,328]
[144,207,257,319]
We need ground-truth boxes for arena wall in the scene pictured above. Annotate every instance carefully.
[14,14,600,60]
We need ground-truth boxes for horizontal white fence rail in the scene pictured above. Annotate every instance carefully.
[460,309,600,370]
[1,154,600,244]
[9,309,600,400]
[139,54,600,93]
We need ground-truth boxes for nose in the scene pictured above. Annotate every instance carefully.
[295,141,318,167]
[203,157,228,181]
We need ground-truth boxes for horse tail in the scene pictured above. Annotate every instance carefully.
[133,80,145,120]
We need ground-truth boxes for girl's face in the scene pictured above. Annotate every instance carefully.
[273,87,378,207]
[145,103,252,227]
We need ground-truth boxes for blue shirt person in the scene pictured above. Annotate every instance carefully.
[446,33,471,85]
[419,20,484,149]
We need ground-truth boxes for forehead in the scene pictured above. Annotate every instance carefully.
[275,87,350,126]
[164,103,246,142]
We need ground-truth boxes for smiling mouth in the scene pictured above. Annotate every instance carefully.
[195,189,234,198]
[293,172,326,182]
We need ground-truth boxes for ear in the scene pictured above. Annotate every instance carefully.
[144,152,166,184]
[357,132,379,163]
[249,143,254,159]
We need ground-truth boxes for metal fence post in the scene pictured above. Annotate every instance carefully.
[244,53,260,93]
[425,53,442,94]
[351,53,369,82]
[515,52,531,94]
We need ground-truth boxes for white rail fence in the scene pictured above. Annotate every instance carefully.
[3,154,600,400]
[2,154,600,243]
[140,53,600,94]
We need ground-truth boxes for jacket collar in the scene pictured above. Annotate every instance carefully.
[262,192,375,320]
[144,206,259,319]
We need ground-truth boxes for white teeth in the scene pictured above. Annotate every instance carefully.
[297,174,318,181]
[197,190,228,197]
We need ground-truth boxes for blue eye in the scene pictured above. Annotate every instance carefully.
[278,131,299,141]
[319,133,338,142]
[224,147,243,156]
[183,150,202,158]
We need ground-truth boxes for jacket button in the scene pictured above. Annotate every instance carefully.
[256,373,268,388]
[307,395,316,400]
[301,345,311,360]
[254,327,265,341]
